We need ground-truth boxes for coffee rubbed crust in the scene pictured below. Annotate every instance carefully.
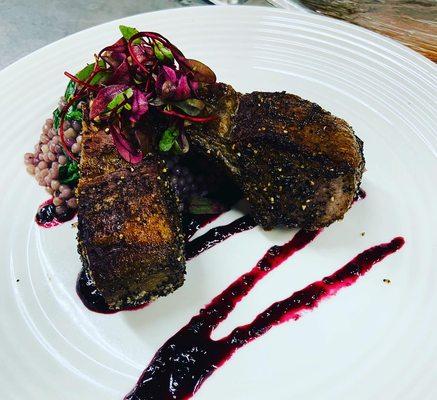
[76,83,365,309]
[189,84,365,230]
[232,91,364,229]
[77,128,185,311]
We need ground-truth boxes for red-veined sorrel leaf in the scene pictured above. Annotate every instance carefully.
[110,125,143,164]
[90,84,128,119]
[107,58,131,85]
[174,75,191,101]
[130,89,150,123]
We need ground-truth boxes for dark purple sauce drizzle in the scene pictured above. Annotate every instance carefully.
[356,188,366,201]
[125,233,404,400]
[76,211,241,314]
[186,215,256,260]
[76,268,113,314]
[75,268,151,314]
[35,199,76,228]
[183,213,222,240]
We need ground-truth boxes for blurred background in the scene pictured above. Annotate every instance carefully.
[0,0,435,70]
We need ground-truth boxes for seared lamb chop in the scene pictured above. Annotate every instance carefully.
[188,84,365,229]
[76,83,364,309]
[77,127,185,311]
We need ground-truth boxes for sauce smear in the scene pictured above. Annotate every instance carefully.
[186,215,256,260]
[76,268,150,314]
[183,213,223,241]
[35,199,76,228]
[125,234,404,400]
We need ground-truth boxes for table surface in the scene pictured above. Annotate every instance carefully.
[1,0,435,70]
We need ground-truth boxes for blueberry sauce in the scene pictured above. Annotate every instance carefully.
[186,215,257,260]
[76,268,115,314]
[183,213,223,241]
[124,234,404,400]
[76,268,150,314]
[356,188,366,201]
[35,199,76,228]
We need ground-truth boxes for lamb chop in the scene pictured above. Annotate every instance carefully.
[188,83,365,229]
[76,84,364,310]
[77,126,185,311]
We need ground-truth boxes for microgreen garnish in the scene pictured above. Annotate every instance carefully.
[159,126,180,152]
[59,159,80,186]
[153,41,174,63]
[76,63,95,81]
[107,87,133,111]
[119,25,140,43]
[58,24,217,163]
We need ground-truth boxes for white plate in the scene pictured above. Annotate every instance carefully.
[209,0,308,12]
[0,6,436,400]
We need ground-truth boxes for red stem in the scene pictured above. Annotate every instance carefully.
[64,72,98,91]
[159,108,217,123]
[127,32,186,73]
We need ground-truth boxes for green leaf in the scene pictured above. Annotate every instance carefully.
[53,108,61,131]
[76,63,95,81]
[65,107,83,121]
[64,80,76,102]
[119,25,140,44]
[155,41,173,61]
[153,45,165,62]
[107,87,133,111]
[188,197,226,214]
[89,70,110,86]
[174,99,205,116]
[59,160,79,186]
[159,126,179,152]
[75,61,109,85]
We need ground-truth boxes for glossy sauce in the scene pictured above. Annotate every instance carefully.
[35,199,76,228]
[356,188,367,201]
[76,268,151,314]
[125,233,404,400]
[186,215,256,260]
[183,213,223,240]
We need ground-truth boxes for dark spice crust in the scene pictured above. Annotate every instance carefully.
[77,129,185,310]
[77,83,365,309]
[189,85,365,229]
